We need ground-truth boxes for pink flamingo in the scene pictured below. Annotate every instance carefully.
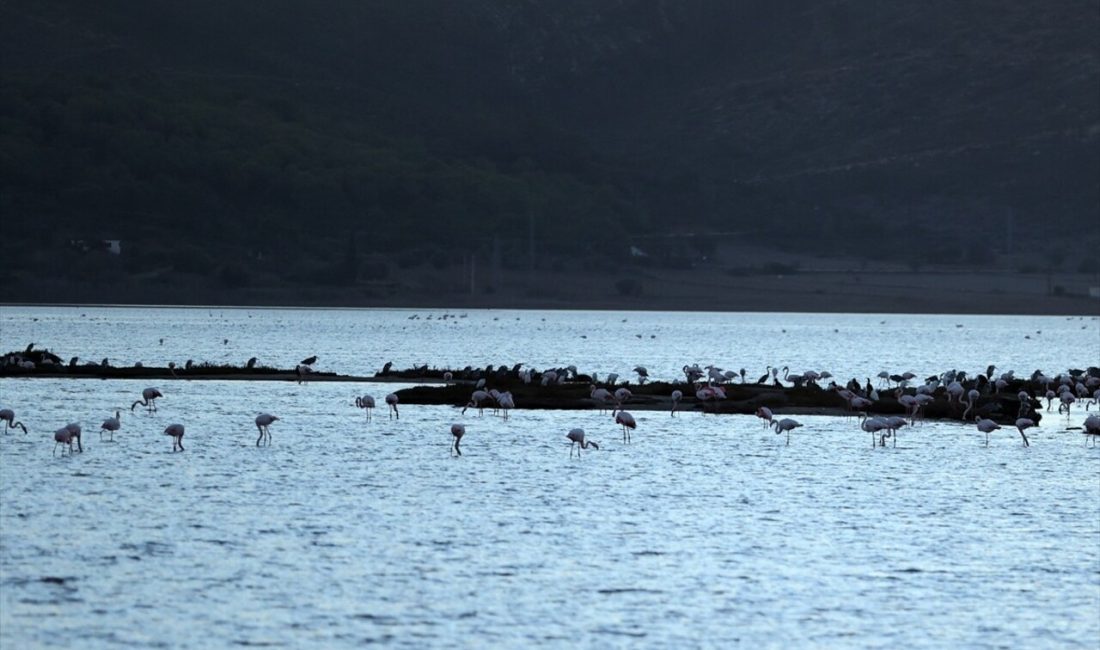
[567,428,599,457]
[65,423,83,453]
[355,395,375,421]
[255,413,278,446]
[975,417,1001,446]
[100,411,121,441]
[1084,414,1100,446]
[615,410,636,443]
[590,386,614,413]
[53,427,74,455]
[1013,418,1034,447]
[385,393,399,419]
[670,390,683,416]
[450,423,465,456]
[755,406,774,428]
[462,390,492,416]
[131,387,163,412]
[164,423,185,451]
[612,387,633,414]
[0,408,28,434]
[772,418,803,445]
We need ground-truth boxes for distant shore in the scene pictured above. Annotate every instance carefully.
[2,267,1098,316]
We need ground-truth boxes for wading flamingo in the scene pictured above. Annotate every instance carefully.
[131,387,163,412]
[355,395,375,421]
[670,390,683,416]
[65,423,83,452]
[615,411,636,443]
[53,427,74,455]
[0,408,28,434]
[1013,418,1035,447]
[450,423,465,456]
[386,393,399,419]
[773,418,803,445]
[255,413,278,446]
[164,423,185,451]
[755,406,774,428]
[975,417,1001,446]
[100,411,121,441]
[567,428,599,457]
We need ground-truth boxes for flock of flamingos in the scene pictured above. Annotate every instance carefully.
[2,361,1099,456]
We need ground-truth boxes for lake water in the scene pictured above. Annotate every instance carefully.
[1,306,1098,648]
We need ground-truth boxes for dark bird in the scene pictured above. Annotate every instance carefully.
[300,355,318,366]
[246,357,258,369]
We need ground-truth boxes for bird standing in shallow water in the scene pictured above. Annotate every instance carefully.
[567,428,598,457]
[772,418,803,445]
[615,411,636,443]
[53,427,74,455]
[355,395,375,421]
[1084,415,1100,446]
[164,423,185,451]
[386,393,399,419]
[131,387,162,412]
[0,408,28,434]
[450,423,465,456]
[255,413,278,446]
[1014,418,1034,447]
[100,411,121,441]
[975,417,1001,446]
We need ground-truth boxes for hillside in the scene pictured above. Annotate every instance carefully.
[1,1,1098,309]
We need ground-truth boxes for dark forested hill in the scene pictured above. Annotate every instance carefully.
[1,1,1097,303]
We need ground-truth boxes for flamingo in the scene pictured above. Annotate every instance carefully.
[131,387,163,412]
[567,428,599,457]
[53,427,74,455]
[100,411,121,441]
[385,393,399,419]
[859,412,887,447]
[590,385,614,413]
[164,423,185,451]
[1013,418,1035,447]
[633,366,649,384]
[450,423,465,456]
[615,410,636,443]
[65,423,83,453]
[884,416,907,447]
[670,390,683,416]
[255,413,278,446]
[355,395,376,421]
[755,406,774,428]
[0,408,28,434]
[1083,414,1100,446]
[462,390,492,416]
[772,418,803,445]
[961,389,980,420]
[613,387,632,414]
[1058,392,1076,414]
[497,392,515,420]
[975,417,1001,446]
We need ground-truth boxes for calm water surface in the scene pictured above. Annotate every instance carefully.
[1,307,1098,648]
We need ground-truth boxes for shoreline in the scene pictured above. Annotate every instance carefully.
[2,300,1098,317]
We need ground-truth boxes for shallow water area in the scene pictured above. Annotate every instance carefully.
[1,307,1098,647]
